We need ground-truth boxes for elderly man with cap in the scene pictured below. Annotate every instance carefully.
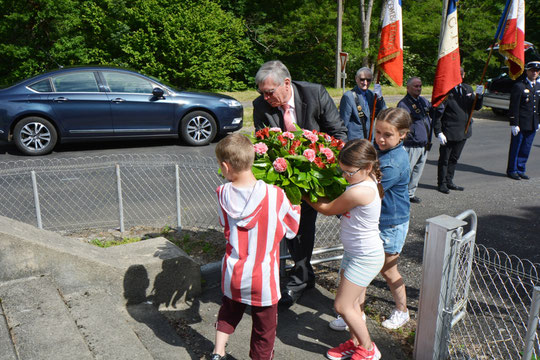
[506,60,540,180]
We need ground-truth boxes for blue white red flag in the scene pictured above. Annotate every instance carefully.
[498,0,525,80]
[377,0,403,86]
[431,0,462,107]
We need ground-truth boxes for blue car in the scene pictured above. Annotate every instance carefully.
[0,67,243,155]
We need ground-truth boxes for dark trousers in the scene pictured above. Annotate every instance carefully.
[216,296,278,360]
[437,139,467,186]
[284,201,317,292]
[507,130,536,175]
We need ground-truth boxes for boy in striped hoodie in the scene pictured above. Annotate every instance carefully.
[211,133,301,360]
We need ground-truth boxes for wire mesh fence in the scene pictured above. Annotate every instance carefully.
[449,244,540,359]
[0,154,341,247]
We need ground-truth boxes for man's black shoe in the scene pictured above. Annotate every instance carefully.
[507,173,521,180]
[278,289,302,308]
[438,184,450,194]
[447,183,464,191]
[518,173,530,180]
[409,196,422,204]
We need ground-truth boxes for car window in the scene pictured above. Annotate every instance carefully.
[52,72,99,92]
[28,79,53,92]
[102,72,154,94]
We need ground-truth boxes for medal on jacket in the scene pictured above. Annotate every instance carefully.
[412,103,420,114]
[357,105,364,118]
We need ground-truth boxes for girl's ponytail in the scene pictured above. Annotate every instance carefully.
[372,159,384,199]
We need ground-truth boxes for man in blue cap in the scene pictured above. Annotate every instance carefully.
[506,60,540,180]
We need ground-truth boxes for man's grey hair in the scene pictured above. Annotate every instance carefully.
[255,60,291,86]
[406,77,422,86]
[355,67,373,79]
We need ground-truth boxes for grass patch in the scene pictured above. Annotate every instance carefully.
[90,236,142,248]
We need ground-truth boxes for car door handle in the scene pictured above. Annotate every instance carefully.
[111,98,125,103]
[53,97,68,102]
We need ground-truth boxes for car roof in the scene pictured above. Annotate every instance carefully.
[13,66,163,88]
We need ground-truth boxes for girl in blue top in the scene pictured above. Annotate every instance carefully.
[374,107,412,330]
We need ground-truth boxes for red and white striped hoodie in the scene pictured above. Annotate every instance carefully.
[217,180,300,306]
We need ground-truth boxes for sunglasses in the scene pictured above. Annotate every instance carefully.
[340,168,362,177]
[358,78,372,82]
[257,83,284,96]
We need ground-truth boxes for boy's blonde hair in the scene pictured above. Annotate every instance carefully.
[215,133,255,171]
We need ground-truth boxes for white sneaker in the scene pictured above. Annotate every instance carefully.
[329,314,367,331]
[381,309,410,329]
[329,315,348,331]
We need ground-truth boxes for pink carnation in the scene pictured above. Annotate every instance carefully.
[273,157,288,173]
[269,127,282,132]
[253,142,268,155]
[282,131,295,139]
[303,149,316,162]
[303,130,318,143]
[320,147,334,160]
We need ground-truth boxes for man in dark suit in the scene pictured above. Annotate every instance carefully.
[433,67,483,194]
[506,61,540,180]
[253,60,347,307]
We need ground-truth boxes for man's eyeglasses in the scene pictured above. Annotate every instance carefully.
[257,83,283,96]
[358,78,372,82]
[340,168,362,177]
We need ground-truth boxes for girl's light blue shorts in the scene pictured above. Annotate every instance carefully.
[340,248,385,287]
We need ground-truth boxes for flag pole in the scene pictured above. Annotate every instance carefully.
[465,0,513,134]
[368,71,382,142]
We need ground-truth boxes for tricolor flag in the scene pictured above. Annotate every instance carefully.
[431,0,462,107]
[498,0,525,80]
[377,0,403,87]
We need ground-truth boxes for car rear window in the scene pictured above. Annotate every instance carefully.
[102,72,154,94]
[28,79,53,92]
[53,72,99,92]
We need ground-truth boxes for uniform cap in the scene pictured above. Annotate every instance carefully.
[525,61,540,70]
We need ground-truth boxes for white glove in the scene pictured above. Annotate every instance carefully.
[511,126,520,136]
[475,85,484,95]
[437,133,447,145]
[373,84,382,98]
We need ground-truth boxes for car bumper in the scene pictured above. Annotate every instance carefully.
[483,92,510,110]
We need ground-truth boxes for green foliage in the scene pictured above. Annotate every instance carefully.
[1,0,538,89]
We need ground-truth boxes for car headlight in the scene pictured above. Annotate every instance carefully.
[220,98,241,107]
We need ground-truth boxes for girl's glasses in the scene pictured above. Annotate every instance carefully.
[340,168,362,177]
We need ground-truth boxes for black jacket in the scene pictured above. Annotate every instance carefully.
[509,78,539,131]
[433,83,483,141]
[253,81,348,140]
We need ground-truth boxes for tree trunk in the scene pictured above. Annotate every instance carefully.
[359,0,375,67]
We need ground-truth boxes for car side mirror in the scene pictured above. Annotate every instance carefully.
[152,87,165,98]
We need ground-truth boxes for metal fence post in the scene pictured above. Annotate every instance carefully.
[414,214,467,360]
[522,286,540,360]
[30,170,43,229]
[115,164,124,232]
[175,164,182,230]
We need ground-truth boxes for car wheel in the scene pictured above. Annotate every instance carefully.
[180,111,217,146]
[13,117,58,156]
[492,108,508,117]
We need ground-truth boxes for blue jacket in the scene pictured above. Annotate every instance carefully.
[340,85,386,140]
[377,142,410,226]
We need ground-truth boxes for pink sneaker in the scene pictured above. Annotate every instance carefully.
[326,339,356,360]
[351,342,381,360]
